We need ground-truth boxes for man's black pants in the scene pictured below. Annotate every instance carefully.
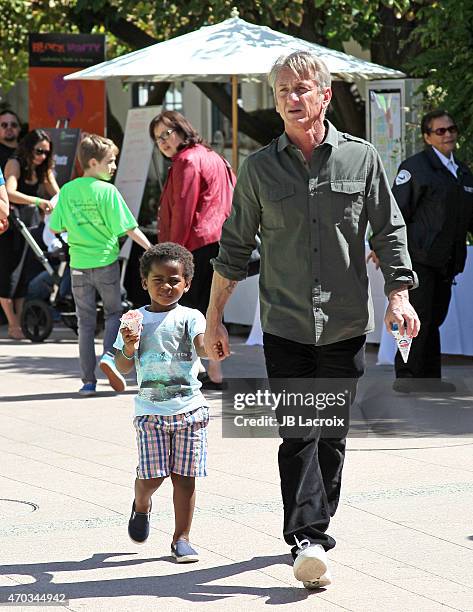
[395,263,452,379]
[263,332,366,555]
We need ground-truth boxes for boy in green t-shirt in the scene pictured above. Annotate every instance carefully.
[49,134,151,396]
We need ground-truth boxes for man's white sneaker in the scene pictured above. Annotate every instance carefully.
[293,537,328,583]
[303,568,332,589]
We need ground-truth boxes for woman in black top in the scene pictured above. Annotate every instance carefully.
[1,129,59,339]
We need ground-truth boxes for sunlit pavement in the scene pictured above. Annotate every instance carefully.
[1,323,473,611]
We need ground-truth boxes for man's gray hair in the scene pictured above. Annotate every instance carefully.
[268,51,332,92]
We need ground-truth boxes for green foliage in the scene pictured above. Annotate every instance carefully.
[0,0,131,93]
[1,0,472,166]
[0,0,71,91]
[0,0,415,93]
[409,0,473,163]
[312,0,411,49]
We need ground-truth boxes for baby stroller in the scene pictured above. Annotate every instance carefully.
[11,214,131,342]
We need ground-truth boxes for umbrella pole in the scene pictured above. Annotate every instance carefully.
[231,75,238,171]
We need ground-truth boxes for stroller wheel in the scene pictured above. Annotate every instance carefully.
[21,300,53,342]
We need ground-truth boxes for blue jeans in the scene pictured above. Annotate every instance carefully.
[27,267,71,301]
[71,262,122,384]
[27,271,53,301]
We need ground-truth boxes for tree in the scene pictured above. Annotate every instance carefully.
[409,0,473,162]
[69,0,420,140]
[0,0,132,92]
[0,1,437,145]
[0,1,68,92]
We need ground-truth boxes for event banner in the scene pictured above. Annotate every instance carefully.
[28,33,106,135]
[44,128,81,187]
[116,106,161,260]
[368,88,403,186]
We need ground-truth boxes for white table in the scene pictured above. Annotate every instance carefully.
[245,247,473,362]
[224,274,260,326]
[378,246,473,364]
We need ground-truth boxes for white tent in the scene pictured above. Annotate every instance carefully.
[66,14,405,166]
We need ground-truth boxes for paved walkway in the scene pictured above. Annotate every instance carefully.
[1,324,473,611]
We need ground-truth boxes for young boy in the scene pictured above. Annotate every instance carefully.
[114,243,210,562]
[49,134,151,396]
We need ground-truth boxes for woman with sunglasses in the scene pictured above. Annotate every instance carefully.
[0,129,59,339]
[149,111,236,389]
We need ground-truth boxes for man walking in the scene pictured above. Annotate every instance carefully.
[0,110,21,171]
[390,110,473,393]
[204,51,419,589]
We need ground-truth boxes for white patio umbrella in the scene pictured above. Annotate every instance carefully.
[66,11,405,168]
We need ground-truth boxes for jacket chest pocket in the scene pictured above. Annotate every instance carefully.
[261,184,295,229]
[330,180,365,227]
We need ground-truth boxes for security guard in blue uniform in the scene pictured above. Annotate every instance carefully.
[391,110,473,392]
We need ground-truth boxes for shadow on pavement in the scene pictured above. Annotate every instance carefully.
[0,390,137,402]
[0,552,312,604]
[0,355,137,394]
[351,376,473,437]
[0,355,79,377]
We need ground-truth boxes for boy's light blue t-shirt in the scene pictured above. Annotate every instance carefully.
[113,304,209,416]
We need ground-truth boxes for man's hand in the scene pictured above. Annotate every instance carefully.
[384,287,420,337]
[366,250,380,270]
[204,320,230,361]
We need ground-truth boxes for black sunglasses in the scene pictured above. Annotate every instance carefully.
[427,125,458,136]
[1,121,19,129]
[34,147,50,156]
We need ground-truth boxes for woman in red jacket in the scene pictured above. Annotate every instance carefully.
[150,111,235,388]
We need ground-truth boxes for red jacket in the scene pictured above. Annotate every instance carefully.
[158,143,235,252]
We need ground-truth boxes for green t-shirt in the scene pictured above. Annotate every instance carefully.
[49,177,137,269]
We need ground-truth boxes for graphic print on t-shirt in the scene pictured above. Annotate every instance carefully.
[138,317,195,403]
[113,304,207,416]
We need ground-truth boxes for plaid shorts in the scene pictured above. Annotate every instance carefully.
[134,406,209,479]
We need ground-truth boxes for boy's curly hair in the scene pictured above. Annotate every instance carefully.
[139,242,194,280]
